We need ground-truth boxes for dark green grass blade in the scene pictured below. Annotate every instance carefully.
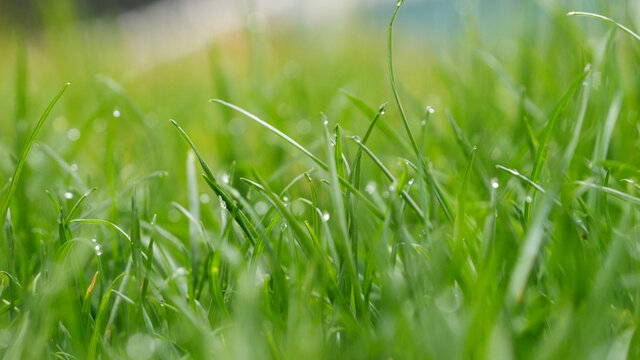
[170,119,259,245]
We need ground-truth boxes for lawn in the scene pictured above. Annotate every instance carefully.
[1,0,640,359]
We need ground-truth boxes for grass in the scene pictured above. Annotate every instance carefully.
[1,0,640,359]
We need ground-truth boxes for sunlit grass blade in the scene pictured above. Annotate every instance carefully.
[567,11,640,41]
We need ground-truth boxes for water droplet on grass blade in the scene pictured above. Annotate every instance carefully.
[426,105,435,114]
[94,244,102,256]
[64,192,74,199]
[322,212,330,222]
[491,178,499,189]
[112,109,121,118]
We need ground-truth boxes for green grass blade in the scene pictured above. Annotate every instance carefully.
[1,82,69,223]
[568,11,640,41]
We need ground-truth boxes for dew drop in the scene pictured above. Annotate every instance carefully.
[94,244,103,256]
[322,212,330,222]
[221,173,230,184]
[254,201,268,215]
[525,195,533,203]
[66,128,81,141]
[490,178,499,189]
[64,192,74,199]
[70,163,79,172]
[352,135,361,143]
[91,238,97,243]
[426,105,435,114]
[199,194,210,204]
[112,109,121,118]
[408,178,415,186]
[365,182,376,194]
[323,119,329,126]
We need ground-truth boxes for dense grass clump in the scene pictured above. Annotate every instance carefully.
[1,0,640,358]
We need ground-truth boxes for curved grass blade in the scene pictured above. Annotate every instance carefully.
[1,82,69,223]
[388,0,420,159]
[568,11,640,41]
[209,100,385,219]
[171,119,259,245]
[67,187,98,221]
[525,67,590,220]
[351,138,424,219]
[576,181,640,206]
[71,218,132,242]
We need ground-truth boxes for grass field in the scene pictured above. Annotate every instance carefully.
[1,0,640,358]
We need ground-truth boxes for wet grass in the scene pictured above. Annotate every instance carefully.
[1,0,640,359]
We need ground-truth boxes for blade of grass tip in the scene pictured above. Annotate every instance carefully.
[1,82,69,224]
[67,187,98,221]
[446,111,491,190]
[348,104,387,257]
[171,119,259,245]
[389,0,421,159]
[324,115,349,241]
[340,90,411,155]
[576,181,640,206]
[404,159,454,222]
[210,100,324,165]
[209,100,385,219]
[242,174,314,257]
[350,103,387,189]
[525,66,590,220]
[567,11,640,41]
[351,138,424,220]
[71,218,132,242]
[496,165,547,194]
